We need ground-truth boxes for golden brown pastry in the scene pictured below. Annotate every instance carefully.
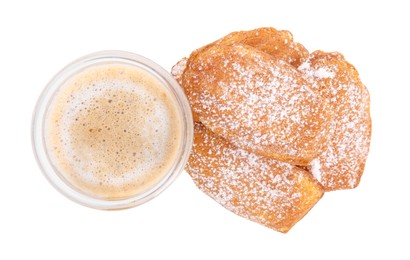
[298,51,372,191]
[171,58,187,87]
[172,27,309,122]
[172,27,372,233]
[187,122,324,233]
[182,43,330,165]
[207,27,309,67]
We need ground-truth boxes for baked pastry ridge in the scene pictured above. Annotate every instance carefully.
[187,122,324,233]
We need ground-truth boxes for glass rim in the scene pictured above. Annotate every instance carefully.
[32,50,193,210]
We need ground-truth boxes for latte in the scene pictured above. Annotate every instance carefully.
[44,63,183,200]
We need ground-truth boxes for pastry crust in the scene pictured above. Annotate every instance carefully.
[172,27,372,232]
[187,122,324,233]
[298,51,372,190]
[205,27,309,67]
[182,43,330,165]
[172,27,309,122]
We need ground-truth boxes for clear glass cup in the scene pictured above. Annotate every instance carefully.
[32,50,193,210]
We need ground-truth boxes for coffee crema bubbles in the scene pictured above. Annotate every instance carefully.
[33,52,193,209]
[45,64,183,199]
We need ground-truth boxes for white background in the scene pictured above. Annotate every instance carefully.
[1,0,409,259]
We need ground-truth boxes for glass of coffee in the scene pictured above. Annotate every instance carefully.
[32,51,193,210]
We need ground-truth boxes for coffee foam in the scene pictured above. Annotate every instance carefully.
[45,64,182,199]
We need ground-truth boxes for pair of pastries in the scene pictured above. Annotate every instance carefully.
[172,27,371,232]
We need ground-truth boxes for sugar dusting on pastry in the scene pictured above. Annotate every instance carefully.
[298,51,371,191]
[172,27,371,231]
[183,44,331,166]
[187,123,323,233]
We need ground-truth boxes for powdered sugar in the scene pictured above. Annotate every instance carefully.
[170,58,187,84]
[186,123,323,232]
[298,61,335,79]
[176,46,371,192]
[314,67,335,79]
[310,158,322,183]
[299,51,371,190]
[184,44,330,165]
